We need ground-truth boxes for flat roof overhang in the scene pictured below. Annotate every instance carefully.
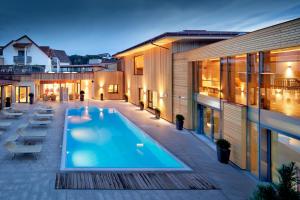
[113,35,236,58]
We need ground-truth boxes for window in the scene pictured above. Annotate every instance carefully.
[248,53,259,107]
[147,90,153,108]
[260,46,300,117]
[134,55,144,75]
[108,85,118,93]
[138,88,143,101]
[198,59,221,98]
[18,50,25,56]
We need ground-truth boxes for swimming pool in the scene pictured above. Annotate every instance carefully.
[61,106,190,171]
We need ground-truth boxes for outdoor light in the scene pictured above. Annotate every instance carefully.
[159,92,167,99]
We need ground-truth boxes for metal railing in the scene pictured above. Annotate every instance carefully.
[0,65,45,75]
[13,56,32,64]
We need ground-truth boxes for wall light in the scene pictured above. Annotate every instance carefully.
[286,65,293,78]
[159,92,167,99]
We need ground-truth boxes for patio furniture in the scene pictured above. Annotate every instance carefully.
[4,141,42,159]
[2,111,23,118]
[17,127,47,140]
[34,112,54,119]
[29,119,52,126]
[0,121,12,129]
[35,106,54,113]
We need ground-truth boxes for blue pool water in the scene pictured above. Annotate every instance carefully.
[61,106,189,170]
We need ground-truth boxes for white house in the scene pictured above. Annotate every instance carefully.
[1,35,70,72]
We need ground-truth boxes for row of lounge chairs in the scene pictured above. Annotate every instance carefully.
[1,105,55,159]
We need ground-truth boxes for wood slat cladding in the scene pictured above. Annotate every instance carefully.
[94,71,124,100]
[123,43,173,121]
[179,18,300,61]
[223,102,247,169]
[21,72,94,81]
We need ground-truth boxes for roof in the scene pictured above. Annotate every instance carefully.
[113,30,245,57]
[51,49,70,63]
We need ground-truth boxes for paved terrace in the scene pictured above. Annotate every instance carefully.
[0,100,257,200]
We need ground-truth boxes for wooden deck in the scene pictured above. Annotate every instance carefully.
[55,172,218,190]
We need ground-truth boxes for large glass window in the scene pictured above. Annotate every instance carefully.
[16,86,30,103]
[271,131,300,185]
[261,46,300,118]
[199,105,220,141]
[108,84,118,93]
[198,59,221,98]
[134,55,144,75]
[147,90,157,109]
[248,53,259,107]
[224,55,247,105]
[248,122,259,177]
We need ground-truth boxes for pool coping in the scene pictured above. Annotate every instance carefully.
[60,106,192,172]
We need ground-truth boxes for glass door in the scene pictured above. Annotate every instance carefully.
[16,86,29,103]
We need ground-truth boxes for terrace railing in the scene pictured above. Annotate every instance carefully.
[0,65,45,75]
[13,56,32,64]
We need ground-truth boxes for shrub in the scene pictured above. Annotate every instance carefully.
[251,162,300,200]
[216,139,231,149]
[251,184,277,200]
[176,114,185,121]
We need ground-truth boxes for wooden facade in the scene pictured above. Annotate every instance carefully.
[94,71,124,100]
[121,43,173,121]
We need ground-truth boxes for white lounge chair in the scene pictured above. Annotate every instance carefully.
[2,111,23,118]
[0,121,12,129]
[4,141,42,159]
[4,107,28,113]
[34,112,54,119]
[17,127,47,140]
[29,119,52,126]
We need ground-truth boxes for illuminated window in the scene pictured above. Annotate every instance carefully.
[134,55,144,75]
[147,90,157,109]
[108,85,118,93]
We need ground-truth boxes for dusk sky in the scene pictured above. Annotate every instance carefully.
[0,0,300,55]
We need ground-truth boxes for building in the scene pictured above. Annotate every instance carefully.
[114,30,244,121]
[0,36,123,107]
[115,18,300,184]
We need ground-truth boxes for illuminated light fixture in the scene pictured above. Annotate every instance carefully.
[275,89,282,94]
[286,65,293,78]
[136,143,144,148]
[159,93,167,99]
[206,122,212,128]
[179,96,186,99]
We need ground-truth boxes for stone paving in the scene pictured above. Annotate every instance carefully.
[0,100,257,200]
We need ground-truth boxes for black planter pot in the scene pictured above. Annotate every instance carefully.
[80,94,84,101]
[217,146,231,164]
[139,104,144,110]
[124,96,128,102]
[176,119,184,130]
[100,93,104,101]
[29,97,34,104]
[155,111,160,119]
[5,98,11,107]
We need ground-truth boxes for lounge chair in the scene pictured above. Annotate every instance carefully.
[4,141,42,159]
[35,106,54,113]
[34,112,54,119]
[17,127,47,140]
[29,119,52,126]
[0,121,12,129]
[4,107,28,113]
[2,111,23,118]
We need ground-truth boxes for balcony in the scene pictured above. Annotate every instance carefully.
[0,65,45,75]
[13,56,32,64]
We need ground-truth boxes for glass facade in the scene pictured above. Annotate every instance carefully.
[260,47,300,118]
[198,59,221,98]
[194,46,300,184]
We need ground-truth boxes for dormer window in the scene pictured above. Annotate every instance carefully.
[18,50,25,56]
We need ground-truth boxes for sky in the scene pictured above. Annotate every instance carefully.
[0,0,300,55]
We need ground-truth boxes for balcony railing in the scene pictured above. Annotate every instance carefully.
[0,65,45,75]
[13,56,32,64]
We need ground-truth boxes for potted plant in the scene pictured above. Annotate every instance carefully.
[5,97,11,107]
[69,94,74,101]
[216,139,231,164]
[80,90,85,101]
[139,101,144,110]
[29,93,34,104]
[124,94,128,102]
[154,108,161,119]
[100,93,104,101]
[176,114,185,130]
[50,94,56,101]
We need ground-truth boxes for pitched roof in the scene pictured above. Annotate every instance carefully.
[51,49,70,63]
[113,30,246,57]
